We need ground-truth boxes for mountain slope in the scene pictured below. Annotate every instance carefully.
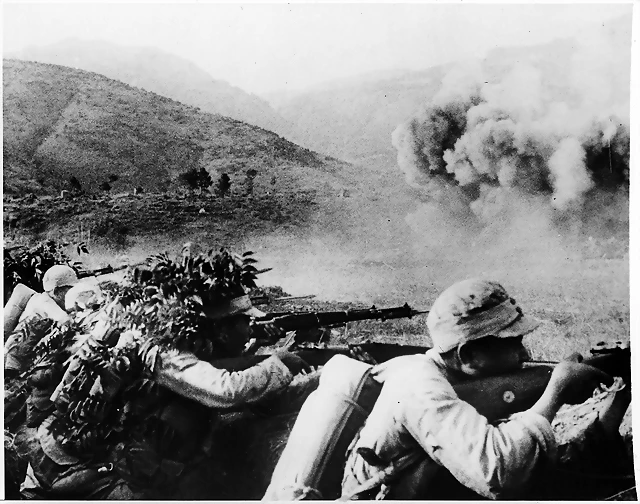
[271,64,449,162]
[2,58,352,197]
[8,39,291,136]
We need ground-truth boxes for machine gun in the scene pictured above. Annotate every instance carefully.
[249,303,428,350]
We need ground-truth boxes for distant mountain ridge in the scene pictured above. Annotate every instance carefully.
[8,39,292,137]
[268,14,631,163]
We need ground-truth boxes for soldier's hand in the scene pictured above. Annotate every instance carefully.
[549,356,614,405]
[250,322,285,343]
[275,350,312,375]
[262,322,286,340]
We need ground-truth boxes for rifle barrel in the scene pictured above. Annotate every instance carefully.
[254,303,428,332]
[76,262,146,279]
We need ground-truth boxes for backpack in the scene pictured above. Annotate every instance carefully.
[4,283,36,339]
[262,355,382,500]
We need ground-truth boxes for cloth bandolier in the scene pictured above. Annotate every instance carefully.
[13,248,293,499]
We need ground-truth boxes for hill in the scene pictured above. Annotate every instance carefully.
[267,64,449,162]
[2,58,350,195]
[3,58,418,269]
[7,39,291,136]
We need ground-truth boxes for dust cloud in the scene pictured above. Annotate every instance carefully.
[387,17,630,296]
[219,19,631,306]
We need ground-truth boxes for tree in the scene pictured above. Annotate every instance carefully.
[69,176,83,192]
[217,173,231,197]
[180,168,200,190]
[197,167,213,193]
[180,167,212,194]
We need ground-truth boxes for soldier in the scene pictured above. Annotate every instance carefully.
[150,292,310,408]
[5,265,79,375]
[340,278,614,500]
[19,253,311,499]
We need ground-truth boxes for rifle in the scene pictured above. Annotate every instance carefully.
[75,262,147,279]
[251,303,428,346]
[250,294,317,306]
[456,343,631,421]
[251,341,631,420]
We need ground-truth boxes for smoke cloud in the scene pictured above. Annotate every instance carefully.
[392,20,630,239]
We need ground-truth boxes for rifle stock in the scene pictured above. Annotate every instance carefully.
[456,348,631,421]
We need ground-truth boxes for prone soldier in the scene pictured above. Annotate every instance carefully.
[16,250,311,499]
[340,278,620,500]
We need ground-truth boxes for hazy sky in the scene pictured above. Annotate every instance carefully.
[2,2,633,95]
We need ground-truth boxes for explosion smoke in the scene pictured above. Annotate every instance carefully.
[392,19,630,240]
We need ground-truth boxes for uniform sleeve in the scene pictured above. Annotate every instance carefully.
[154,349,294,408]
[400,372,557,499]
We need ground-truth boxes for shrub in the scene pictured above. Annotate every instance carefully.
[3,240,76,302]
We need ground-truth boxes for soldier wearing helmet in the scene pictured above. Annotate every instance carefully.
[5,265,79,375]
[341,278,613,500]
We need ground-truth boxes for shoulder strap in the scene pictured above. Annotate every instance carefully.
[337,450,424,501]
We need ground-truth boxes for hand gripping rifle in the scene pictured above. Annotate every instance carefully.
[249,303,428,349]
[455,342,631,421]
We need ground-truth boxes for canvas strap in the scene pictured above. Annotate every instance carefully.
[337,450,424,501]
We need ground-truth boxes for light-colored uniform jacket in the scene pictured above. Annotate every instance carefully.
[341,350,557,500]
[154,349,294,408]
[21,344,294,497]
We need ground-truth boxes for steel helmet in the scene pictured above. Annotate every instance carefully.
[42,265,79,292]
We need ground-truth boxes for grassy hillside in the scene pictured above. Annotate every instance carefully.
[8,40,291,136]
[3,58,348,195]
[3,58,415,257]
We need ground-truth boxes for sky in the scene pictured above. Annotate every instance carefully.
[1,1,633,95]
